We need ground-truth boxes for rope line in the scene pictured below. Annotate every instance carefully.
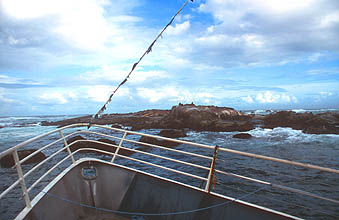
[88,0,193,128]
[41,185,267,216]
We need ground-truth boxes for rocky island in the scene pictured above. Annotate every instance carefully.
[41,103,339,135]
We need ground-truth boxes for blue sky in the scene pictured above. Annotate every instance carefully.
[0,0,338,116]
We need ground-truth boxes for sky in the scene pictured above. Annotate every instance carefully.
[0,0,338,116]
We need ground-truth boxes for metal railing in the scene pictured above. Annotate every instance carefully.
[0,123,338,218]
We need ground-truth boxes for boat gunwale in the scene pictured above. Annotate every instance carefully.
[14,157,304,220]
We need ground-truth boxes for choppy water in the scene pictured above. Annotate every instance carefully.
[0,114,338,220]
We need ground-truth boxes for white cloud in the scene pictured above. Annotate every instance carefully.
[0,74,41,87]
[40,92,69,104]
[307,53,324,63]
[242,95,254,103]
[38,90,80,104]
[0,88,16,103]
[137,88,168,103]
[3,0,112,50]
[109,15,142,23]
[80,64,168,84]
[166,21,190,36]
[0,0,337,116]
[255,91,297,103]
[0,94,15,103]
[194,0,339,66]
[306,68,339,76]
[319,91,333,97]
[87,85,130,102]
[0,75,19,84]
[137,86,215,104]
[0,0,147,71]
[253,0,315,14]
[68,91,77,99]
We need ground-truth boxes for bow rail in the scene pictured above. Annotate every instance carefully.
[0,123,338,219]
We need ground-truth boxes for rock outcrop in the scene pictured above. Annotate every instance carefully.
[161,104,253,132]
[137,129,187,149]
[262,111,339,134]
[42,104,253,132]
[39,103,339,134]
[158,129,187,138]
[0,149,46,168]
[138,135,181,148]
[233,133,252,139]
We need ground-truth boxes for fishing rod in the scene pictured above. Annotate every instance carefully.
[88,0,194,128]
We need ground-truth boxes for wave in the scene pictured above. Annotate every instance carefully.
[291,109,308,113]
[0,115,72,128]
[0,116,41,121]
[291,109,339,114]
[243,108,339,115]
[248,127,339,144]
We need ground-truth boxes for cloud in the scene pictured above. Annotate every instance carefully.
[255,91,297,103]
[319,91,333,97]
[306,68,339,76]
[0,0,147,70]
[166,21,190,36]
[79,64,169,85]
[190,0,339,67]
[39,92,69,104]
[87,85,130,102]
[0,74,45,88]
[2,0,111,50]
[0,88,16,103]
[0,0,337,116]
[137,86,215,104]
[242,95,254,103]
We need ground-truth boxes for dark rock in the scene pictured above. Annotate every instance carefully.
[138,136,160,146]
[162,104,253,132]
[138,135,180,148]
[0,149,46,168]
[262,111,339,134]
[111,124,123,129]
[66,135,134,156]
[158,129,187,138]
[215,121,254,132]
[263,111,315,130]
[65,135,87,151]
[40,121,53,126]
[233,133,252,139]
[39,104,337,135]
[40,104,254,132]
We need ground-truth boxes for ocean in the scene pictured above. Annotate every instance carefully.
[0,111,338,219]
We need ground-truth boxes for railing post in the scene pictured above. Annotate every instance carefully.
[59,130,75,164]
[13,150,31,208]
[111,131,127,163]
[205,145,219,193]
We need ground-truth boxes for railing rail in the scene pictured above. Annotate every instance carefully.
[0,123,338,218]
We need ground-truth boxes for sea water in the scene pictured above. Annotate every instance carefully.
[0,112,338,219]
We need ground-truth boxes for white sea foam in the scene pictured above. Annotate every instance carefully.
[253,109,275,115]
[248,127,316,143]
[291,109,308,113]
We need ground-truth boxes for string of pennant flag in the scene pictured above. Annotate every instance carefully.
[88,0,194,128]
